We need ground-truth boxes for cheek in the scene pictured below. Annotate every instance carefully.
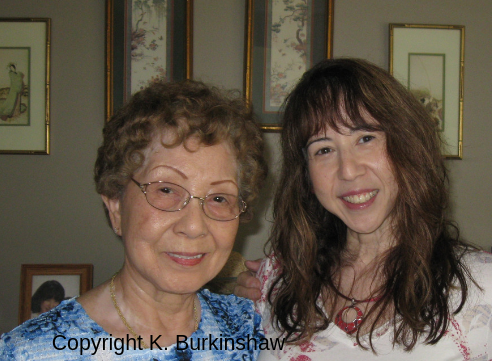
[309,166,334,200]
[378,159,399,195]
[212,222,239,250]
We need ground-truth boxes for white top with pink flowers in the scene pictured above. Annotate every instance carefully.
[256,251,492,361]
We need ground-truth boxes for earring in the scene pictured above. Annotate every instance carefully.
[113,227,119,235]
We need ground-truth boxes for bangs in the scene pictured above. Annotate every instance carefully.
[285,78,383,148]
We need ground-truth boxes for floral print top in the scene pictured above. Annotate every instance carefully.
[256,251,492,361]
[0,289,263,360]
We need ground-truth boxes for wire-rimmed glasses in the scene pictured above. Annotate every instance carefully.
[131,179,247,222]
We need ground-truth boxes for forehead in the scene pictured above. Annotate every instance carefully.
[308,111,381,140]
[309,102,381,134]
[138,132,238,180]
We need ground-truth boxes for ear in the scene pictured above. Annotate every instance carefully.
[102,195,122,236]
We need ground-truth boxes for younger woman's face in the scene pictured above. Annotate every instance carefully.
[305,119,398,239]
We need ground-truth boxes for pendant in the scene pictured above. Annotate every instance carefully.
[335,304,364,334]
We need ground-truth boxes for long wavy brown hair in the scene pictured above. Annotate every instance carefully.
[268,58,476,351]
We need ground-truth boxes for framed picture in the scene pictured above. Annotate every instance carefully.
[244,0,334,131]
[0,18,50,154]
[390,24,464,159]
[106,0,193,120]
[18,264,93,324]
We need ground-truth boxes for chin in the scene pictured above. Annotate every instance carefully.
[345,220,385,235]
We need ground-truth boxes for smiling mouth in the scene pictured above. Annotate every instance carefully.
[342,190,378,204]
[167,253,204,260]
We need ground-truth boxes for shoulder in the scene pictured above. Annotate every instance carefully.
[257,255,281,298]
[0,298,103,359]
[462,250,492,277]
[198,289,264,353]
[462,250,492,290]
[198,288,259,324]
[197,289,264,360]
[257,254,281,288]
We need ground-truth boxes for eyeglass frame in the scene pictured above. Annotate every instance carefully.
[130,178,247,222]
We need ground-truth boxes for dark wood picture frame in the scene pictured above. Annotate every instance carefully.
[18,264,93,324]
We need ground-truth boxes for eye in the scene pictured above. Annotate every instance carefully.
[158,186,174,194]
[358,135,375,144]
[314,147,333,156]
[213,195,227,203]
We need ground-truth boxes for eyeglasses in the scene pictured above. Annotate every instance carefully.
[131,178,247,222]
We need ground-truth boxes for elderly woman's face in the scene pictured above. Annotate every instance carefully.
[104,134,240,295]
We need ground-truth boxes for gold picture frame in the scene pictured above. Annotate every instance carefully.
[106,0,193,120]
[390,24,464,159]
[0,18,50,154]
[18,264,93,324]
[244,0,334,131]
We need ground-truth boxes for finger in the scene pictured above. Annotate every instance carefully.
[244,258,262,272]
[233,285,262,301]
[237,270,261,287]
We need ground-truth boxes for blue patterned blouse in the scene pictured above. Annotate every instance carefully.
[0,289,264,360]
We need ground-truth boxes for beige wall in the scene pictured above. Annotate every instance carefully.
[1,0,491,333]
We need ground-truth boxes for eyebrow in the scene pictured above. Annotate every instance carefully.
[150,165,188,179]
[210,179,238,187]
[305,127,380,149]
[149,166,238,187]
[305,137,333,149]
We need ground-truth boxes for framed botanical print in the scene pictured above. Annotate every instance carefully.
[244,0,334,130]
[106,0,193,120]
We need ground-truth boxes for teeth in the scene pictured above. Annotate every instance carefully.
[168,253,204,260]
[343,191,378,204]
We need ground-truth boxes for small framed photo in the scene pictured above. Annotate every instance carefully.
[106,0,193,120]
[18,264,93,324]
[244,0,334,131]
[390,24,464,159]
[0,18,50,154]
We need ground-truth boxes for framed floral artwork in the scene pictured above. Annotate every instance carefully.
[18,264,93,324]
[0,18,50,154]
[390,24,465,159]
[244,0,334,131]
[106,0,193,120]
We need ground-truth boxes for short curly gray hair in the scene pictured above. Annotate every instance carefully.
[94,80,267,222]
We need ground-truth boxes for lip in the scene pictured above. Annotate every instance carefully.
[166,252,206,266]
[339,189,378,210]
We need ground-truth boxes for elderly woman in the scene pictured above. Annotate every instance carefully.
[236,58,492,360]
[0,80,267,360]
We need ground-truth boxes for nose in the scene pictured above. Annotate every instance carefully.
[337,150,365,181]
[174,198,209,239]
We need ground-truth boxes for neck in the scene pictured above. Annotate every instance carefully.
[112,266,199,346]
[344,228,394,267]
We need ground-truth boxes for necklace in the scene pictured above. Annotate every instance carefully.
[334,291,381,334]
[110,272,199,349]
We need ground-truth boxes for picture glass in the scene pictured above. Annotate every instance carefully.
[264,0,314,112]
[128,0,173,95]
[30,275,81,319]
[0,48,30,125]
[391,25,463,158]
[408,54,445,130]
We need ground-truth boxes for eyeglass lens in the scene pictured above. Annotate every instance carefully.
[144,181,243,221]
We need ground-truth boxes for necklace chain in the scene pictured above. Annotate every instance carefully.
[110,272,199,349]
